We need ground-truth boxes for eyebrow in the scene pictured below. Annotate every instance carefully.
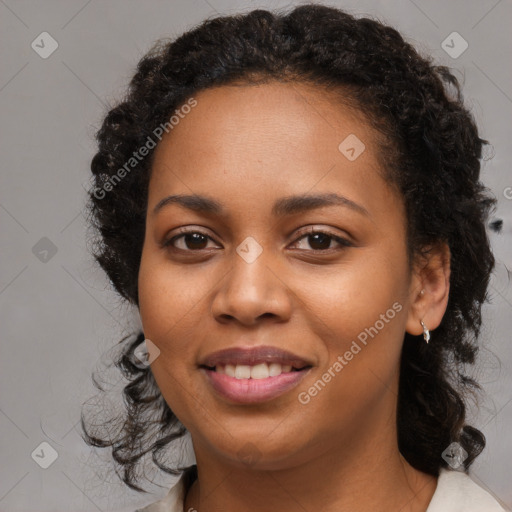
[152,192,370,218]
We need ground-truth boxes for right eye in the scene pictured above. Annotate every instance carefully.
[162,229,220,252]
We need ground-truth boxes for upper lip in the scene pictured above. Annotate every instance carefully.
[199,345,313,369]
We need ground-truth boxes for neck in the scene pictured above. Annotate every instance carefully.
[184,427,437,512]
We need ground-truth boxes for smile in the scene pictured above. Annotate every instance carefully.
[200,366,311,404]
[198,344,313,403]
[210,362,302,379]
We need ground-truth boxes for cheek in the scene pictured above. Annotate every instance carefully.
[296,251,408,403]
[138,250,208,340]
[300,250,407,340]
[138,256,209,421]
[137,257,206,404]
[295,282,406,435]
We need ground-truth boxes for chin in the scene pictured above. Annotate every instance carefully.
[197,424,311,471]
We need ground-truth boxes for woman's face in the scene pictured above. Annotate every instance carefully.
[138,81,424,470]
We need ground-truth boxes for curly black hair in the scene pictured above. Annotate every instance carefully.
[81,4,497,492]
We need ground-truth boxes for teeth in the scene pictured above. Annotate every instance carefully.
[234,365,251,379]
[270,363,285,376]
[250,363,269,379]
[225,364,236,377]
[215,362,294,379]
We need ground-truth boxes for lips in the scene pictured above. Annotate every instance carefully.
[199,345,313,404]
[199,345,313,370]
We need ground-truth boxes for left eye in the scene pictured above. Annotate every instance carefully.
[291,230,352,251]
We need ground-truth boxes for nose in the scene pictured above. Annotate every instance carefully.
[211,249,293,326]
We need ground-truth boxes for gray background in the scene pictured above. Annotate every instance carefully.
[1,0,511,510]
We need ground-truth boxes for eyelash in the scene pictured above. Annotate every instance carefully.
[162,227,353,254]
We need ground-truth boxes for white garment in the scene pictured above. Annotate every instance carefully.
[136,467,506,512]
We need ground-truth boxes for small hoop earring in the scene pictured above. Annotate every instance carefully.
[420,319,430,344]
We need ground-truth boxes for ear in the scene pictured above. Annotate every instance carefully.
[405,242,451,337]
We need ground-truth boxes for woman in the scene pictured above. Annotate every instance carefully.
[82,4,506,511]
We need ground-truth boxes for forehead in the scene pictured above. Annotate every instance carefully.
[149,81,401,223]
[153,81,373,158]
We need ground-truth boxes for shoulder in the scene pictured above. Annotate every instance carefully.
[134,478,184,512]
[427,468,507,512]
[134,466,508,512]
[134,466,197,512]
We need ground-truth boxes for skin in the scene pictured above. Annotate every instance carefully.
[137,81,451,512]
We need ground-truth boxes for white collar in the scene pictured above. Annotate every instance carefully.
[426,468,505,511]
[137,466,505,512]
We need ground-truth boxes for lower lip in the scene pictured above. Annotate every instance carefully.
[201,367,311,404]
